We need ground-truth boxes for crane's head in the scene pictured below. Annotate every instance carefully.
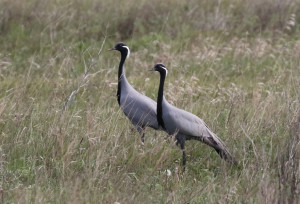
[151,63,168,76]
[109,42,130,58]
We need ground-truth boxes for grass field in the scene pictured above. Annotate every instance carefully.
[1,0,300,203]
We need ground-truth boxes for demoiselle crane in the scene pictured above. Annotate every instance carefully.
[151,63,236,169]
[109,42,162,143]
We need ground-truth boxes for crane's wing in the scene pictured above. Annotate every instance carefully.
[163,103,236,164]
[162,102,208,136]
[120,86,160,130]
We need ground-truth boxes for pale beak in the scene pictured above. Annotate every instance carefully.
[108,48,116,51]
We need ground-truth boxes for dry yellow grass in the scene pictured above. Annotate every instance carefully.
[0,0,300,203]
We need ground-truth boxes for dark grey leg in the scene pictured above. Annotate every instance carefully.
[182,150,186,171]
[141,133,145,143]
[137,126,145,143]
[176,134,186,171]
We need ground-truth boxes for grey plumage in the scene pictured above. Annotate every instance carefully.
[152,63,236,169]
[110,42,161,142]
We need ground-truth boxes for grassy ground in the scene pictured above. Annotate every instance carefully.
[1,0,300,203]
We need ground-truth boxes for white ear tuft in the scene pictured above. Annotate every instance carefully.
[161,66,168,76]
[122,46,130,58]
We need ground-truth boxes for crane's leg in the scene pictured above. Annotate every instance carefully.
[137,126,145,144]
[141,132,145,144]
[182,149,186,171]
[176,134,186,171]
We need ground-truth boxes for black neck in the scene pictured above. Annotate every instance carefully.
[117,52,127,105]
[157,70,166,129]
